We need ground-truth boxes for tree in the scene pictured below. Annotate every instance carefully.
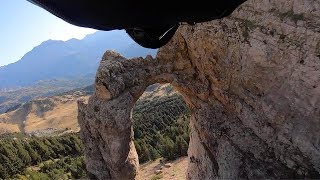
[0,142,24,176]
[160,136,176,160]
[0,162,9,179]
[30,140,51,160]
[24,142,42,164]
[175,136,189,157]
[149,146,160,160]
[13,140,32,165]
[135,140,151,163]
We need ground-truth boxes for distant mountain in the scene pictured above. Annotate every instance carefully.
[0,30,157,89]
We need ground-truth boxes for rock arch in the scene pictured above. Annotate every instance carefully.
[78,0,320,178]
[78,39,194,179]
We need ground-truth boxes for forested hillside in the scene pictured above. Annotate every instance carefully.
[133,94,190,163]
[0,133,85,179]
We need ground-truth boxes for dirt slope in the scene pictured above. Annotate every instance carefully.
[0,91,88,135]
[137,157,188,180]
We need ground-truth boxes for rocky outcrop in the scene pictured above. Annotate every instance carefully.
[78,0,320,179]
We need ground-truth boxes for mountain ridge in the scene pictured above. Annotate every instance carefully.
[0,30,157,89]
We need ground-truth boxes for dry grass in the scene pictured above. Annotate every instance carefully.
[24,100,81,133]
[0,94,89,134]
[137,157,188,180]
[0,122,20,133]
[141,84,176,100]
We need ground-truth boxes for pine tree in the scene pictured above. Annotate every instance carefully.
[149,146,160,160]
[30,140,51,160]
[13,140,32,166]
[136,140,151,163]
[24,142,42,164]
[175,136,189,157]
[0,154,11,179]
[160,136,175,160]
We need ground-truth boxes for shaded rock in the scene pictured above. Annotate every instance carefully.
[78,0,320,179]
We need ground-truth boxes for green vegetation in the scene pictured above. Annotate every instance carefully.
[0,133,85,179]
[0,89,190,179]
[242,19,258,30]
[151,173,164,180]
[279,10,304,23]
[133,94,190,163]
[237,19,258,43]
[16,156,86,180]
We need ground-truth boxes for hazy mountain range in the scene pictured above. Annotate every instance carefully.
[0,30,157,113]
[0,30,157,90]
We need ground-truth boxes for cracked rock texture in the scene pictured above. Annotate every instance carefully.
[78,0,320,179]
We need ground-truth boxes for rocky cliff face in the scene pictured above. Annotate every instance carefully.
[78,0,320,179]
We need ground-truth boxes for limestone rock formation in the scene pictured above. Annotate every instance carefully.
[78,0,320,179]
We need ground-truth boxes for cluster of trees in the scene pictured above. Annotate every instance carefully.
[0,91,190,178]
[0,133,84,179]
[18,156,87,180]
[132,94,190,163]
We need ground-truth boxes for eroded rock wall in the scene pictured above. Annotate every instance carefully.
[78,0,320,179]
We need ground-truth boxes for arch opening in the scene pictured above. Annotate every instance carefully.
[131,83,191,177]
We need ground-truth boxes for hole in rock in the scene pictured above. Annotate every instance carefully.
[131,83,190,177]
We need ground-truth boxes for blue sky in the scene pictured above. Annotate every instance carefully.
[0,1,97,66]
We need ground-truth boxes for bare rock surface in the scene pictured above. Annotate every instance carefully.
[78,0,320,179]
